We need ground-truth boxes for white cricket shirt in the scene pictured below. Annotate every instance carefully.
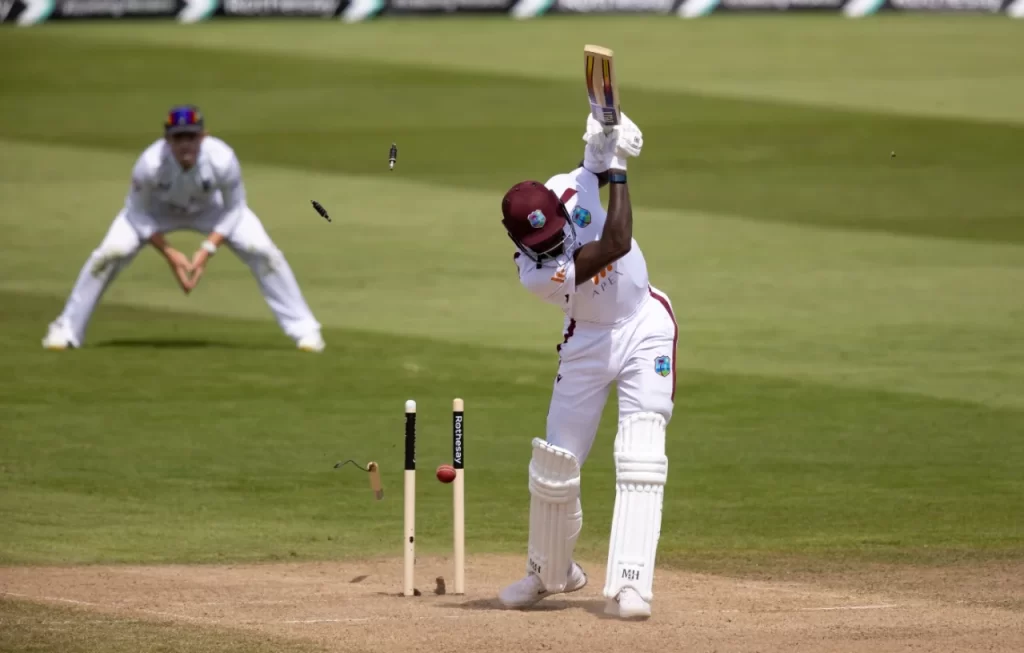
[515,167,650,326]
[124,135,247,239]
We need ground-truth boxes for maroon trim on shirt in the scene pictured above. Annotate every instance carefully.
[648,288,678,401]
[538,188,577,356]
[556,318,577,353]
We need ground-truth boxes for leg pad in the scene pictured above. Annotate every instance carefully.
[527,438,582,592]
[603,412,668,602]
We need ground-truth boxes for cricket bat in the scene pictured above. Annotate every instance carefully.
[584,45,620,135]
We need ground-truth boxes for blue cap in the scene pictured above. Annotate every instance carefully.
[165,105,204,135]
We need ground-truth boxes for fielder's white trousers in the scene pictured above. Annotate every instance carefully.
[546,286,678,466]
[50,207,321,347]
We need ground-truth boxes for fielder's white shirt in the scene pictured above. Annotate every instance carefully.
[516,167,650,326]
[124,135,246,239]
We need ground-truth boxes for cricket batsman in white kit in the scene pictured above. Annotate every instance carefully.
[497,112,676,620]
[41,105,325,352]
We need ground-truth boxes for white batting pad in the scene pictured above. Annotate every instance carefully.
[603,412,668,602]
[527,438,582,592]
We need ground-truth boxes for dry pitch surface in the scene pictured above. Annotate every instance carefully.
[3,555,1022,652]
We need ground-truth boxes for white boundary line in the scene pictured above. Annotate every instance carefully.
[733,582,857,599]
[279,615,466,624]
[3,592,207,623]
[4,592,104,608]
[3,590,903,625]
[797,604,900,612]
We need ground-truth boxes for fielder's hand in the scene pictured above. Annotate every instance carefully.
[163,248,194,295]
[188,248,210,292]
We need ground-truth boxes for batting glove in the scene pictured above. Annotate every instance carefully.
[582,114,618,174]
[581,113,643,172]
[610,113,643,160]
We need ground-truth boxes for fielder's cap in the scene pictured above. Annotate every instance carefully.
[165,105,204,135]
[501,181,568,248]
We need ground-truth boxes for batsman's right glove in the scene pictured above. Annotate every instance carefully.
[581,112,643,172]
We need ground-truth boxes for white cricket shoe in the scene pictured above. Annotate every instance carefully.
[296,333,325,353]
[498,561,588,609]
[604,587,652,620]
[42,321,77,350]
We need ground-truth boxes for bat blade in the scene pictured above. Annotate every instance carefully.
[584,44,620,134]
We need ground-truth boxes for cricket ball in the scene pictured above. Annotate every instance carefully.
[436,464,456,484]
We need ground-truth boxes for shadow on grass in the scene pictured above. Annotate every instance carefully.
[94,338,280,351]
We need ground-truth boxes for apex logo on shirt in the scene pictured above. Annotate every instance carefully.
[654,355,672,377]
[589,263,624,297]
[571,207,591,228]
[591,264,614,285]
[550,266,568,283]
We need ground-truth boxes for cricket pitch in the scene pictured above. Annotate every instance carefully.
[2,555,1022,653]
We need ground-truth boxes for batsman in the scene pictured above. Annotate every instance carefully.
[497,109,676,620]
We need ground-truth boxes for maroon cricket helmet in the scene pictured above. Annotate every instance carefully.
[501,180,576,264]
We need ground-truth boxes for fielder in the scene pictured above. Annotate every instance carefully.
[497,113,676,620]
[41,105,325,352]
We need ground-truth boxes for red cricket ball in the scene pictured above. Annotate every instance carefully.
[436,464,456,484]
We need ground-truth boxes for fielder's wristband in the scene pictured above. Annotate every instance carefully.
[609,172,627,185]
[201,240,218,255]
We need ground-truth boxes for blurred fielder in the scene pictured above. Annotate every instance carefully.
[497,113,676,620]
[42,105,325,352]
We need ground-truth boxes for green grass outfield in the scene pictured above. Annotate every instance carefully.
[1,17,1022,577]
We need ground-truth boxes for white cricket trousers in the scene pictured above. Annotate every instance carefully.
[51,207,321,347]
[546,286,678,466]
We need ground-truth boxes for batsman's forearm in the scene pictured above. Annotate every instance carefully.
[603,170,633,255]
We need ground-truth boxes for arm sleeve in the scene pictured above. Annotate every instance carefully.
[518,255,577,308]
[210,152,247,237]
[123,156,162,241]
